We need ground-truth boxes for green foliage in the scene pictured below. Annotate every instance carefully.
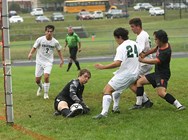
[0,58,188,139]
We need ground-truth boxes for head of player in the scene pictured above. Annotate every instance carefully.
[153,30,168,47]
[113,27,129,45]
[67,26,74,36]
[78,69,91,85]
[129,18,142,35]
[45,25,55,40]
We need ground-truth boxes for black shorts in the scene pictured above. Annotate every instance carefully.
[54,96,75,111]
[69,47,78,60]
[145,73,169,88]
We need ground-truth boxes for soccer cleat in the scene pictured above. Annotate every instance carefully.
[177,106,186,111]
[142,100,153,108]
[36,86,42,96]
[66,108,83,118]
[53,110,61,116]
[92,114,107,119]
[129,104,143,110]
[112,106,120,113]
[44,93,49,99]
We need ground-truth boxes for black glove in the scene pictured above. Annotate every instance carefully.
[80,102,90,114]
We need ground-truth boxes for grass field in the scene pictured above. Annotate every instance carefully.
[0,57,188,140]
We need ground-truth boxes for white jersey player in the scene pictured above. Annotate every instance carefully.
[112,18,153,112]
[93,27,141,119]
[28,25,64,99]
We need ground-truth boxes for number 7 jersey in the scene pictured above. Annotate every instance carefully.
[33,36,62,65]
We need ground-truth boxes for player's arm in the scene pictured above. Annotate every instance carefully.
[64,41,68,51]
[140,46,158,58]
[28,47,36,60]
[78,42,81,52]
[57,50,64,67]
[69,81,81,103]
[139,56,159,64]
[94,60,121,70]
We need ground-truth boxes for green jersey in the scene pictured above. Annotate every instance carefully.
[65,32,80,48]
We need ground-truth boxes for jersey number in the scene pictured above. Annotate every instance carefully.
[46,48,49,53]
[126,45,138,58]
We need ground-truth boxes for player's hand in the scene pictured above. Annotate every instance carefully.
[139,52,146,58]
[138,56,144,62]
[94,64,103,70]
[59,60,64,68]
[28,53,32,60]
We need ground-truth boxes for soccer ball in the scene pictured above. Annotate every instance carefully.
[70,103,83,112]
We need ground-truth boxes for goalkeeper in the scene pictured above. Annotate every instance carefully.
[54,69,91,117]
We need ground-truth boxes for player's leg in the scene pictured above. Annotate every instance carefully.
[93,84,114,119]
[72,47,81,70]
[67,48,73,72]
[138,65,153,107]
[130,75,151,109]
[35,64,43,96]
[156,80,185,111]
[43,65,52,99]
[112,90,122,113]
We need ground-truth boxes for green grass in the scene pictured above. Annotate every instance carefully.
[0,58,188,140]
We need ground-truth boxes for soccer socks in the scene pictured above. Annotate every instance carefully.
[75,60,81,70]
[37,81,43,89]
[67,62,72,71]
[61,108,71,117]
[136,87,144,105]
[164,93,175,104]
[101,94,112,116]
[164,93,182,108]
[112,92,120,110]
[142,92,149,103]
[43,83,50,97]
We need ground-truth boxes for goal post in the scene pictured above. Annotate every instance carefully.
[1,0,14,125]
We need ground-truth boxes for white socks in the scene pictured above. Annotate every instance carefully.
[101,94,112,116]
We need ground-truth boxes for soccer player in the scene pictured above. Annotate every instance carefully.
[64,26,81,72]
[93,27,141,119]
[54,69,91,118]
[112,18,153,112]
[28,25,64,99]
[131,29,185,110]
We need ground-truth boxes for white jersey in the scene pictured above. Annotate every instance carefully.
[33,36,62,65]
[136,30,153,66]
[113,39,141,77]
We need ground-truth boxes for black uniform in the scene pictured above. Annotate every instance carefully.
[54,79,84,111]
[146,44,171,88]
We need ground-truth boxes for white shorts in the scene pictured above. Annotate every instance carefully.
[108,74,138,91]
[35,63,52,77]
[113,65,153,94]
[138,65,153,76]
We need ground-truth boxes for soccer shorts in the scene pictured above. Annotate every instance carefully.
[108,74,138,91]
[69,47,78,60]
[35,63,53,77]
[54,96,74,111]
[145,73,169,88]
[138,64,153,76]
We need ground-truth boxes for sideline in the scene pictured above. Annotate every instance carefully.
[0,115,54,140]
[1,52,188,67]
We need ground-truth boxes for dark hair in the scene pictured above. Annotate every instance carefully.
[113,27,129,40]
[78,69,91,78]
[153,30,168,43]
[129,18,142,28]
[45,25,55,31]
